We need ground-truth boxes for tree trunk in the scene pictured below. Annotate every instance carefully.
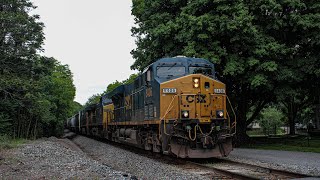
[287,98,297,135]
[289,115,295,135]
[33,118,38,139]
[26,117,32,139]
[235,117,250,147]
[316,104,320,130]
[234,95,250,146]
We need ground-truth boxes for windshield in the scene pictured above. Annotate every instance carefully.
[189,66,213,77]
[157,66,186,78]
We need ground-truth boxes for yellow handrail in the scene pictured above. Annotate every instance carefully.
[226,96,237,135]
[160,95,177,136]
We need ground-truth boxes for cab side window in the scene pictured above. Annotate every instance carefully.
[145,68,153,86]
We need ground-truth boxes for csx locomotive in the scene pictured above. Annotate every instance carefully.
[67,56,236,158]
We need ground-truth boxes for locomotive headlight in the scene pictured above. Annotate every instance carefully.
[193,78,200,88]
[181,110,189,118]
[216,110,224,118]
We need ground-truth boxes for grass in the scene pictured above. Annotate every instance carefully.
[243,135,320,153]
[0,135,27,150]
[247,128,287,137]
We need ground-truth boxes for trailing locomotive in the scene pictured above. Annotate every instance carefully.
[67,56,236,158]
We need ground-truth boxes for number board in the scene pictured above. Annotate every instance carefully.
[214,88,225,94]
[162,88,177,94]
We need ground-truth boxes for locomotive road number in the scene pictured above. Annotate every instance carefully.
[162,88,177,94]
[214,88,225,94]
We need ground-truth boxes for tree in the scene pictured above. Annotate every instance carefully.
[44,59,76,136]
[249,0,320,135]
[276,88,313,135]
[0,1,76,138]
[71,101,83,115]
[131,0,275,143]
[84,94,101,107]
[258,107,284,136]
[104,74,139,94]
[0,113,12,136]
[0,0,44,74]
[1,0,45,138]
[131,0,320,143]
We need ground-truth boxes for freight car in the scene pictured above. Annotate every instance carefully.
[68,56,236,158]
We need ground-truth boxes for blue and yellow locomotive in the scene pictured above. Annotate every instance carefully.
[68,56,236,158]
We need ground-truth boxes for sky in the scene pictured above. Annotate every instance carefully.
[31,1,137,105]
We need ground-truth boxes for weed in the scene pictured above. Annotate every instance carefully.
[0,135,27,150]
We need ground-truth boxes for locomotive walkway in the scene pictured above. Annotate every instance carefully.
[224,148,320,177]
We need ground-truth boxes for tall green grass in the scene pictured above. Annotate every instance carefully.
[244,136,320,153]
[0,135,27,150]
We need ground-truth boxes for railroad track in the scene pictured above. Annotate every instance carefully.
[106,141,315,179]
[65,132,315,179]
[188,158,312,180]
[103,141,315,179]
[96,137,314,179]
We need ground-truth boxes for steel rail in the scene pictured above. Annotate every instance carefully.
[188,158,313,180]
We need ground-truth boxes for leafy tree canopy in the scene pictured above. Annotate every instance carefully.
[0,0,76,138]
[131,0,320,141]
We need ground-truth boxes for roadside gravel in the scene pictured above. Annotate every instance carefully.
[224,148,320,176]
[4,133,317,179]
[71,135,212,180]
[1,135,217,180]
[0,137,127,179]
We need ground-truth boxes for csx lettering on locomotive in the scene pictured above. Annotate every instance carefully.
[186,94,207,103]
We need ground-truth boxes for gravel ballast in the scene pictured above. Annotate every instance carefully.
[1,135,214,179]
[0,137,127,179]
[1,134,319,179]
[71,135,211,179]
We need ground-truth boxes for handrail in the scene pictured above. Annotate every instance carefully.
[226,96,237,135]
[160,95,177,136]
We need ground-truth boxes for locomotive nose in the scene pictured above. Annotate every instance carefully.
[171,74,226,122]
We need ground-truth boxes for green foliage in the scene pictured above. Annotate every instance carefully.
[104,74,139,94]
[276,87,316,134]
[105,81,122,94]
[0,113,12,136]
[123,73,139,85]
[244,136,320,153]
[131,0,320,140]
[0,0,76,138]
[0,134,27,150]
[0,135,12,149]
[0,0,44,61]
[42,59,76,136]
[84,94,101,107]
[258,107,284,135]
[70,101,83,115]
